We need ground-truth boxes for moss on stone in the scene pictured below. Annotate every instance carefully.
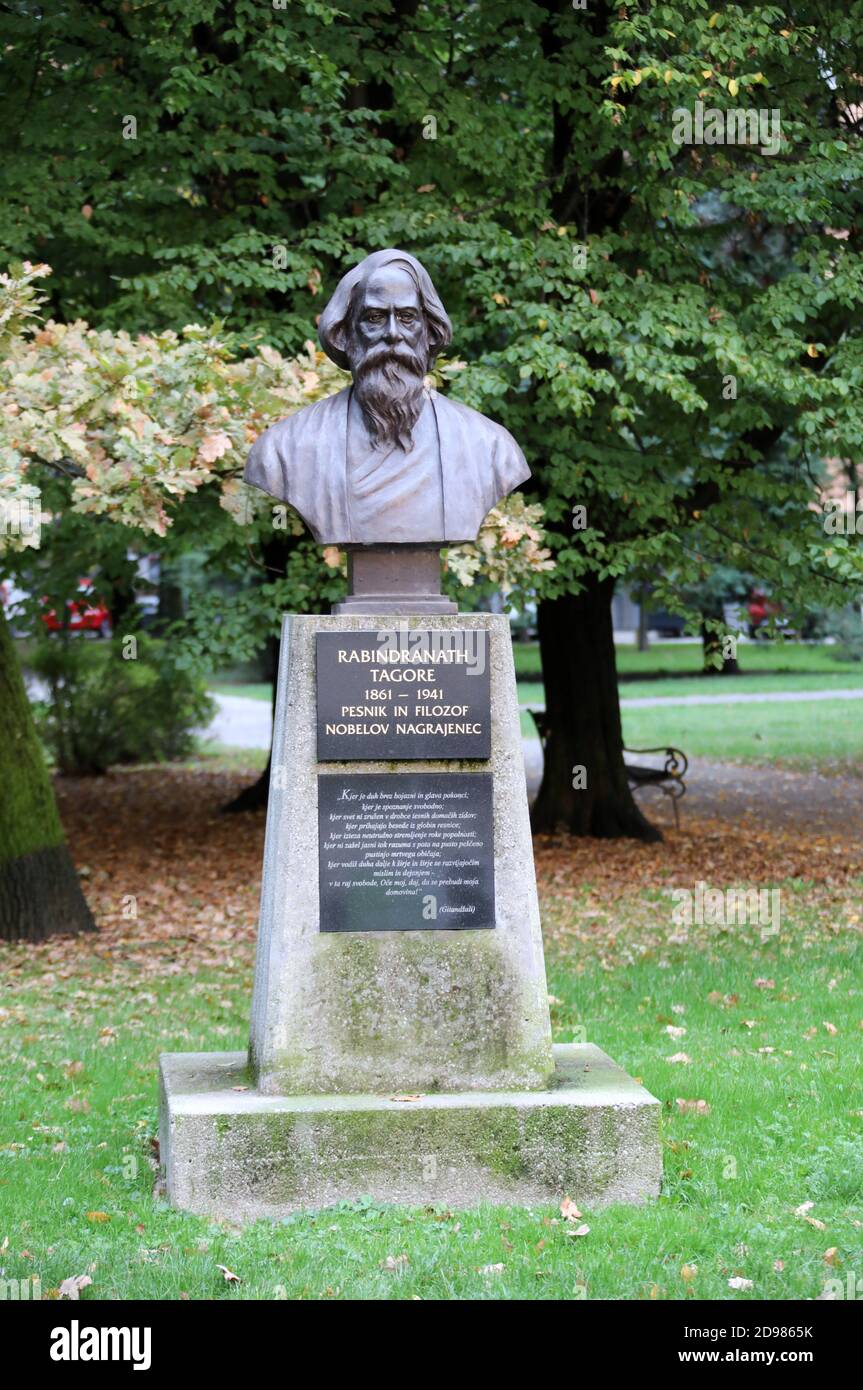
[271,926,553,1094]
[163,1046,662,1215]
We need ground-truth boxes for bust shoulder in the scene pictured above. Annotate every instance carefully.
[245,388,350,498]
[264,386,350,449]
[430,391,529,483]
[432,391,525,458]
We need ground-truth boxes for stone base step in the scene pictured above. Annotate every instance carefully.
[159,1043,662,1218]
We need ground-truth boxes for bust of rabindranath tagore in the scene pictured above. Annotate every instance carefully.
[244,249,530,544]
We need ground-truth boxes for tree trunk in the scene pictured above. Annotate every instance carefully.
[636,584,650,652]
[531,575,661,841]
[154,566,184,634]
[701,602,740,674]
[0,606,95,941]
[222,748,272,814]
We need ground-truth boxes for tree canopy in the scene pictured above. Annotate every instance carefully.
[2,0,862,838]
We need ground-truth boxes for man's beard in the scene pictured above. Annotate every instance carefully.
[349,341,427,452]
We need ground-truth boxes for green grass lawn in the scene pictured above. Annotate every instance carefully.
[616,640,862,678]
[617,672,863,699]
[619,699,863,772]
[510,640,862,681]
[204,694,863,773]
[208,681,272,702]
[211,644,863,710]
[516,675,863,707]
[519,674,863,705]
[1,882,860,1301]
[514,679,863,772]
[189,742,269,772]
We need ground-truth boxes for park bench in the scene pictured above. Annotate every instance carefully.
[526,709,689,829]
[623,745,689,830]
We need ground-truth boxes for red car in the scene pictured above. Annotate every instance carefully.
[41,579,111,636]
[747,589,796,639]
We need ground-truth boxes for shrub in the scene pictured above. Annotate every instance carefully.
[825,608,863,663]
[29,635,215,775]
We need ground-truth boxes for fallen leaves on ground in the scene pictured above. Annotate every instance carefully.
[535,809,863,904]
[59,1274,93,1300]
[675,1098,711,1115]
[0,766,855,992]
[380,1254,409,1271]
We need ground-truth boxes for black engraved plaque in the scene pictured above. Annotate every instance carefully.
[316,629,490,761]
[318,772,495,932]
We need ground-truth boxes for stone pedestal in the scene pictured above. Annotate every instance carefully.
[250,614,552,1095]
[333,546,457,615]
[160,1045,661,1217]
[160,612,662,1215]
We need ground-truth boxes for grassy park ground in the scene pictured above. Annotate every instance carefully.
[1,756,861,1301]
[517,689,863,768]
[210,640,863,773]
[519,639,863,681]
[209,639,863,703]
[620,700,863,772]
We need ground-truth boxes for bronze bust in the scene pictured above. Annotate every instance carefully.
[244,249,530,546]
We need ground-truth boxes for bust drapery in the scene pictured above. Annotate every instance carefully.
[244,248,531,544]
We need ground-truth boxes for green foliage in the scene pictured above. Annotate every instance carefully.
[822,607,863,663]
[2,0,861,632]
[29,636,215,775]
[0,263,552,661]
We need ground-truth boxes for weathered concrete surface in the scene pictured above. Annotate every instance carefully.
[160,1044,662,1218]
[249,613,553,1096]
[160,612,663,1217]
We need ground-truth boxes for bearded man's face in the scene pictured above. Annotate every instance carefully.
[346,266,430,452]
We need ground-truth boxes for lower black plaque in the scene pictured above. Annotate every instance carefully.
[318,772,495,932]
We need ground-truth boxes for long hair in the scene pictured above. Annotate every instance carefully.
[318,249,452,372]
